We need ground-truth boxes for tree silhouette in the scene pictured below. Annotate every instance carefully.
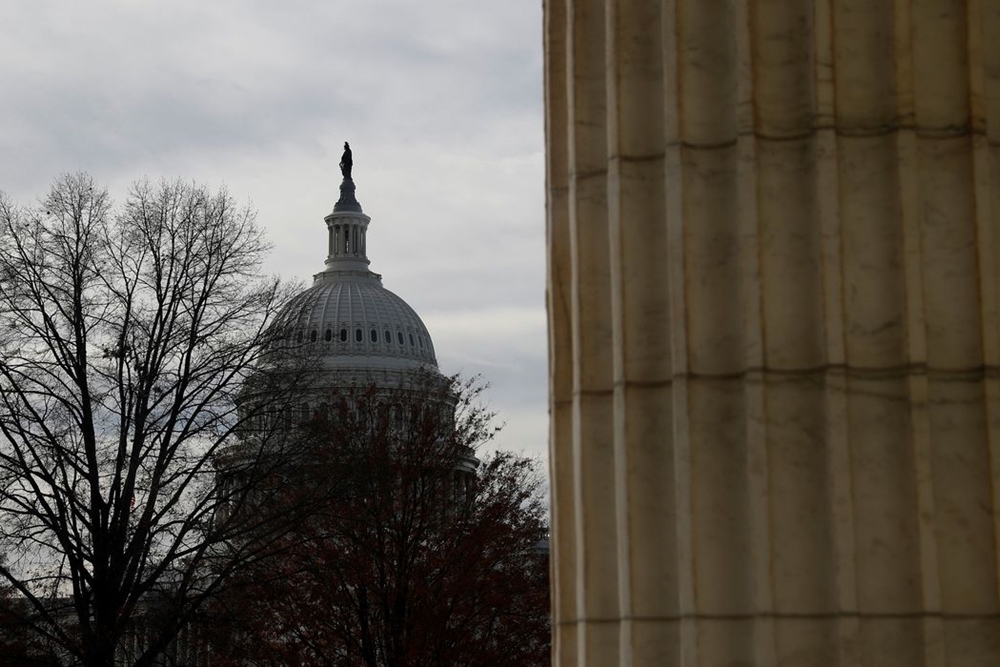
[0,174,322,666]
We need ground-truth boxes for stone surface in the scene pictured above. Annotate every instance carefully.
[545,0,1000,664]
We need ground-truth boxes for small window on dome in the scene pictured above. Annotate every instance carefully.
[340,328,348,342]
[418,336,424,348]
[310,330,317,342]
[409,333,414,346]
[384,330,391,343]
[296,331,303,344]
[370,329,378,342]
[325,329,332,342]
[397,332,404,345]
[355,328,362,342]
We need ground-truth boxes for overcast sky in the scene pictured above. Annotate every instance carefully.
[0,1,547,463]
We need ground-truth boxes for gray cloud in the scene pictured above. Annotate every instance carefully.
[0,0,547,458]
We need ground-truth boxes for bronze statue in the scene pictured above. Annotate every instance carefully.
[340,141,353,180]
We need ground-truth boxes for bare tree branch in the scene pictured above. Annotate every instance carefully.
[0,174,324,666]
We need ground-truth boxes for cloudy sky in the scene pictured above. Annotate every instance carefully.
[0,1,547,462]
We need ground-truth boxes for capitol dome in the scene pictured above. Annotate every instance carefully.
[285,157,438,377]
[286,277,437,372]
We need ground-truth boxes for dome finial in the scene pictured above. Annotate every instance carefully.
[334,141,363,213]
[339,141,353,180]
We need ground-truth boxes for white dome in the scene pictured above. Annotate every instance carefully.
[287,271,437,372]
[284,172,438,375]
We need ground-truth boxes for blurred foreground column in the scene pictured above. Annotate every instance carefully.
[545,1,1000,665]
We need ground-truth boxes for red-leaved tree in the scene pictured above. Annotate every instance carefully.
[207,375,550,667]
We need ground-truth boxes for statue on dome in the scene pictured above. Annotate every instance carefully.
[340,142,353,180]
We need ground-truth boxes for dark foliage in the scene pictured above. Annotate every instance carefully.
[207,376,550,666]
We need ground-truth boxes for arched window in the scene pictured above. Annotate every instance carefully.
[409,333,415,346]
[370,329,378,342]
[355,328,363,342]
[325,329,332,342]
[397,332,404,345]
[310,330,317,342]
[384,330,391,343]
[340,328,348,342]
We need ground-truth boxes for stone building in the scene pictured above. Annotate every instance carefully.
[545,1,1000,665]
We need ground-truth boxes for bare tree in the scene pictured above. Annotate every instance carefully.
[0,173,320,666]
[207,375,550,667]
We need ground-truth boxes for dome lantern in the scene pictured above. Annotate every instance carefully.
[322,143,371,274]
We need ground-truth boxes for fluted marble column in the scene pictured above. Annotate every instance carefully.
[545,1,1000,665]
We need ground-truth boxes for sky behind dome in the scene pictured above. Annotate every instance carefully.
[0,1,547,463]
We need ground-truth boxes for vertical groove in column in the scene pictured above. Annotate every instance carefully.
[816,0,857,663]
[912,0,971,133]
[733,3,778,664]
[567,0,617,663]
[908,372,945,667]
[834,2,903,367]
[752,2,839,663]
[895,1,927,367]
[544,0,576,664]
[895,11,942,659]
[675,2,756,666]
[751,0,817,139]
[662,4,699,666]
[813,1,844,376]
[892,8,943,659]
[977,0,1000,629]
[927,376,998,653]
[969,0,1000,637]
[677,2,741,377]
[751,4,825,370]
[915,137,981,367]
[911,3,980,370]
[606,0,673,664]
[968,0,997,370]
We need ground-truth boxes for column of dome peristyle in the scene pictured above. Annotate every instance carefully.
[323,176,373,274]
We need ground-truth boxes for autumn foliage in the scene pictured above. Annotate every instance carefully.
[207,376,550,666]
